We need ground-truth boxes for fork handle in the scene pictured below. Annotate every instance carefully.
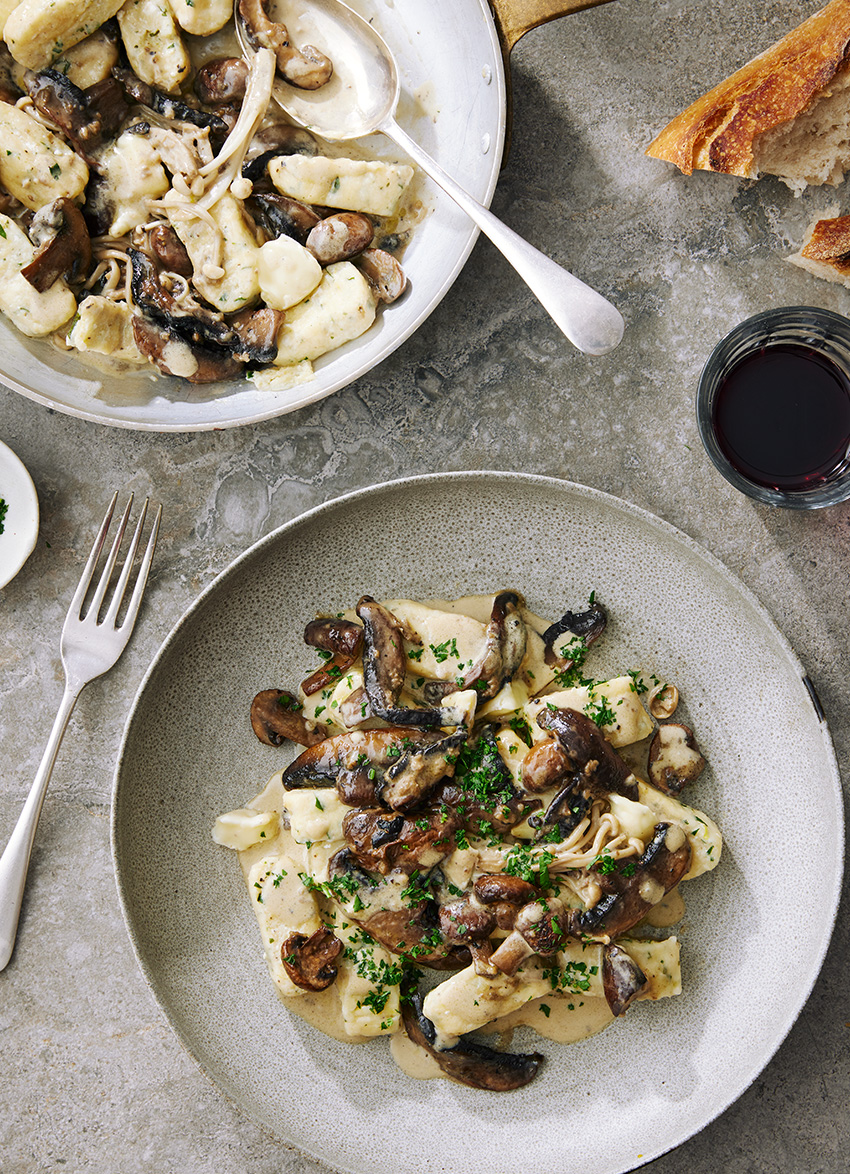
[0,682,83,971]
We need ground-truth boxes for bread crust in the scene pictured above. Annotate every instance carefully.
[646,0,850,177]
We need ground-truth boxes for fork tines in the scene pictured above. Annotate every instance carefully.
[72,492,162,629]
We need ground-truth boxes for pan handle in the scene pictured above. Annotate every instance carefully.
[489,0,616,53]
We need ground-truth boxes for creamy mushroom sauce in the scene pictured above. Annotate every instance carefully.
[0,0,424,387]
[215,592,723,1089]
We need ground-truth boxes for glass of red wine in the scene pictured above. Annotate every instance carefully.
[697,307,850,508]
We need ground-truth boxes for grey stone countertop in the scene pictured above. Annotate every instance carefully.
[1,1,848,1170]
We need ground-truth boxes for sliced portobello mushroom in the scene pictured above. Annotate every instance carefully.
[247,191,321,240]
[300,616,363,696]
[357,596,462,728]
[281,726,455,806]
[250,688,327,747]
[530,775,592,842]
[326,849,458,966]
[571,821,691,940]
[129,248,239,353]
[379,728,467,811]
[21,198,91,291]
[23,69,108,160]
[342,803,458,875]
[112,65,229,134]
[132,314,241,383]
[602,943,648,1016]
[424,591,527,703]
[402,989,544,1091]
[535,706,639,801]
[542,600,608,669]
[435,727,529,834]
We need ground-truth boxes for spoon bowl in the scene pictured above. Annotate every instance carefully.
[269,0,625,355]
[269,0,398,140]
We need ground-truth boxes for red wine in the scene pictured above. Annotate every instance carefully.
[712,343,850,490]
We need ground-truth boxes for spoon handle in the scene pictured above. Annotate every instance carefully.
[383,119,624,355]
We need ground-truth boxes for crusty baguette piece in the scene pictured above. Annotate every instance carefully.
[647,0,850,193]
[788,212,850,286]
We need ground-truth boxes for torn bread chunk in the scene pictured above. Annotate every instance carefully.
[647,0,850,194]
[789,212,850,286]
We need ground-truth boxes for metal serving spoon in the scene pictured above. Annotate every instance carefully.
[266,0,625,355]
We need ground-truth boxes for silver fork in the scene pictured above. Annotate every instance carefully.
[0,492,161,971]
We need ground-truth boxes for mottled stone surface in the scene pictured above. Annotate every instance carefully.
[0,1,848,1171]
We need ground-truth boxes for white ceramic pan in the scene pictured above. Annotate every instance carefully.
[0,0,609,432]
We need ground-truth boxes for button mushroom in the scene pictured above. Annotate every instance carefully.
[402,989,544,1091]
[438,896,498,975]
[229,306,285,365]
[306,212,374,264]
[356,247,407,303]
[648,724,706,795]
[535,706,639,801]
[281,925,343,991]
[250,688,328,747]
[193,57,249,106]
[146,224,193,278]
[238,0,333,89]
[519,736,572,794]
[489,897,569,976]
[21,198,91,292]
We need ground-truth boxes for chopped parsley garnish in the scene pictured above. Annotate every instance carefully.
[542,960,598,992]
[429,637,459,663]
[591,850,617,875]
[504,844,555,888]
[0,498,7,534]
[400,871,431,904]
[452,733,515,814]
[508,713,533,747]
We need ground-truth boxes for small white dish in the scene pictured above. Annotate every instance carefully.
[0,438,39,589]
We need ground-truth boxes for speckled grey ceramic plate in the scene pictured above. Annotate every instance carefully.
[112,472,843,1174]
